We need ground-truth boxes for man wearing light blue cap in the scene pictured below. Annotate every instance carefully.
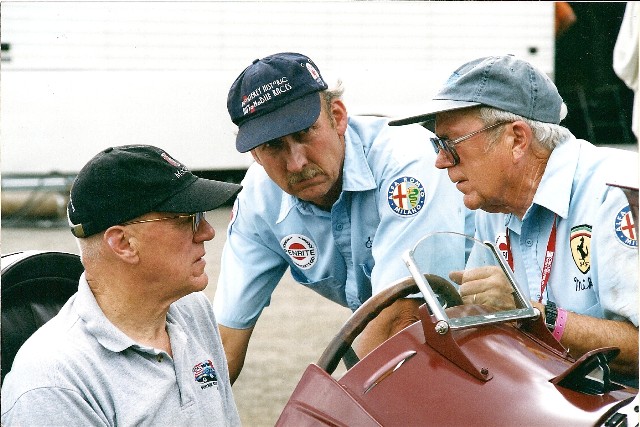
[390,54,638,386]
[215,52,474,383]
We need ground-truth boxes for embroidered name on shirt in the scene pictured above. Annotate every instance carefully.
[387,176,425,217]
[281,234,317,270]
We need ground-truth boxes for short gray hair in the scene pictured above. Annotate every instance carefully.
[478,107,572,151]
[321,80,345,107]
[320,81,345,126]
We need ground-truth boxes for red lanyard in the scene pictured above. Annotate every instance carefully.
[505,214,558,303]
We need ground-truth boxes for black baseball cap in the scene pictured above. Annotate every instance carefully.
[67,145,242,238]
[227,52,329,153]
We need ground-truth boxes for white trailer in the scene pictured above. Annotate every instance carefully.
[1,1,554,177]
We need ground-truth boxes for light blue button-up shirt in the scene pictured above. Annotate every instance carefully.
[214,116,473,329]
[475,136,638,326]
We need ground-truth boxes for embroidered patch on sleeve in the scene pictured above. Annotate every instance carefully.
[570,224,591,274]
[281,234,317,270]
[387,176,426,216]
[614,205,638,248]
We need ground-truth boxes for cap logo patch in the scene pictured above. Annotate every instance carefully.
[614,205,637,248]
[161,152,189,178]
[570,224,591,274]
[281,234,317,270]
[241,76,293,116]
[387,176,426,216]
[306,62,321,82]
[161,152,181,167]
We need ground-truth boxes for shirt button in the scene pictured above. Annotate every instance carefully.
[525,239,533,246]
[336,224,343,231]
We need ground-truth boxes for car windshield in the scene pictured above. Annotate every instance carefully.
[403,232,537,330]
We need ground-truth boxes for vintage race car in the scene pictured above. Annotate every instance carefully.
[275,232,639,427]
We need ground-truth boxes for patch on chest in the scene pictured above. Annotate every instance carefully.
[281,234,318,269]
[387,176,426,216]
[570,224,591,274]
[193,359,218,388]
[614,205,638,248]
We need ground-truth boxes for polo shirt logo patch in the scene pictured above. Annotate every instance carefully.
[193,360,218,389]
[570,224,591,274]
[281,234,317,270]
[614,205,637,248]
[387,176,425,216]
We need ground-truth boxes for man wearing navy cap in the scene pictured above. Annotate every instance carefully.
[390,55,639,386]
[2,145,242,426]
[215,52,473,383]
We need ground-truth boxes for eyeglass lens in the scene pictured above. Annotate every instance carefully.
[193,212,206,233]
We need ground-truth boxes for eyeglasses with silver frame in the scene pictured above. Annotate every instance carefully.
[121,212,206,234]
[430,121,511,166]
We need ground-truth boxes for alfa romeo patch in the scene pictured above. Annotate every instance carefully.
[387,176,426,216]
[614,205,637,248]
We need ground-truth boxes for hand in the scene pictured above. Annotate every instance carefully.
[449,266,516,311]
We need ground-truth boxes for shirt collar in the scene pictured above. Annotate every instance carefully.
[75,273,175,355]
[75,273,135,352]
[528,135,578,220]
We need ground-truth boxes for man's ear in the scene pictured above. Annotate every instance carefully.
[330,99,348,136]
[510,120,534,160]
[103,227,139,264]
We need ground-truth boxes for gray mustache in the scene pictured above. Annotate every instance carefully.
[288,167,324,185]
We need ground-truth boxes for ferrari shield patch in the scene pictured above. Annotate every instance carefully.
[387,176,426,216]
[614,205,638,248]
[570,224,591,274]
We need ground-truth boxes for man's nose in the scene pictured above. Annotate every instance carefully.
[194,218,215,242]
[285,141,308,172]
[434,150,453,169]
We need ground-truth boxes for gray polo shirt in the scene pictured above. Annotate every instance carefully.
[1,273,241,426]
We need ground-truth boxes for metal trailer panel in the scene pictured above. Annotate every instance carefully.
[0,1,554,175]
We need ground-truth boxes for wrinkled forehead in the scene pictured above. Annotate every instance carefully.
[434,108,482,134]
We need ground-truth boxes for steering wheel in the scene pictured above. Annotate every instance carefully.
[317,274,462,374]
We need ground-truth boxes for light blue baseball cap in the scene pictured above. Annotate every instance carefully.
[389,55,566,126]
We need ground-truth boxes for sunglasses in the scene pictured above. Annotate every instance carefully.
[121,212,206,234]
[430,121,510,166]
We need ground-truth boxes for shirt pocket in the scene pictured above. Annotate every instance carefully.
[290,270,347,307]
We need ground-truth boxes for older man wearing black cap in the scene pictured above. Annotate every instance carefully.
[215,52,473,384]
[1,145,242,426]
[390,54,639,387]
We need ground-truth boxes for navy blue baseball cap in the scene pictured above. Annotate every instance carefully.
[389,55,566,126]
[227,52,329,153]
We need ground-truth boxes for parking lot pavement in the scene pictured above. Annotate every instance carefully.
[1,207,351,426]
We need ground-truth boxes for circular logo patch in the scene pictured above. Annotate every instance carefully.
[614,205,637,248]
[387,176,426,216]
[281,234,317,270]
